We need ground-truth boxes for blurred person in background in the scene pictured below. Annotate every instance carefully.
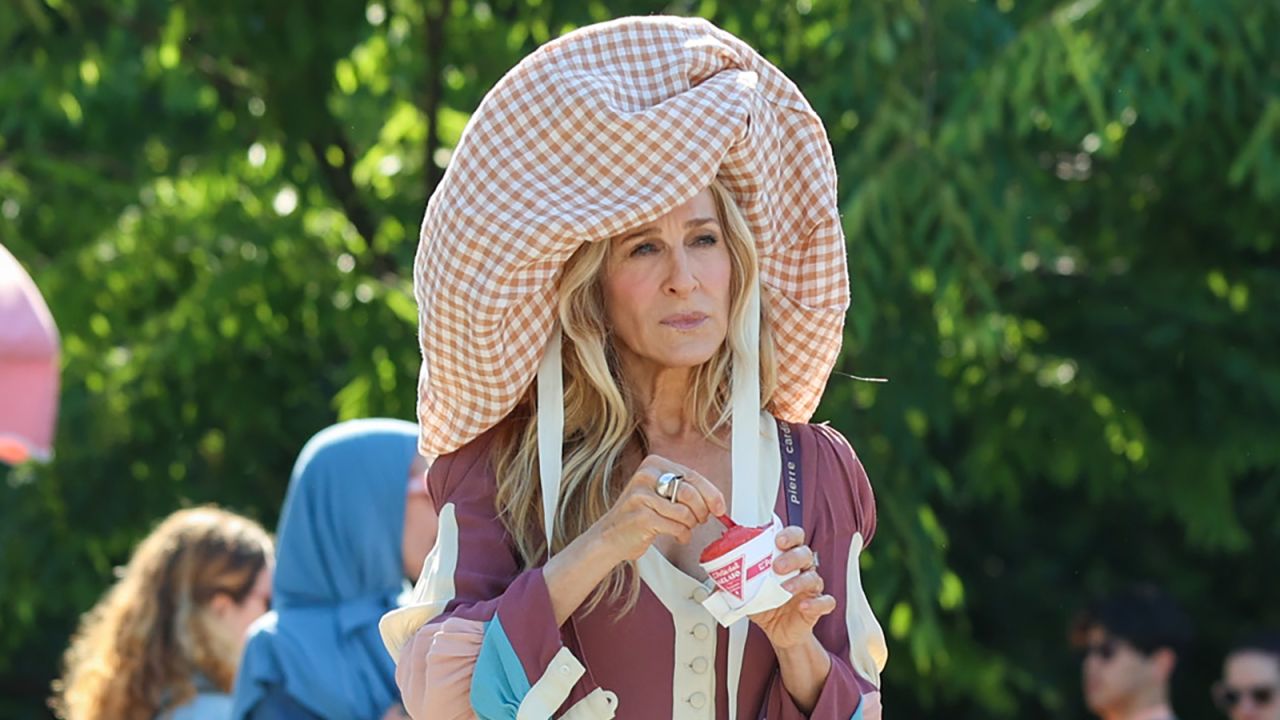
[50,506,274,720]
[230,418,432,720]
[1214,631,1280,720]
[1072,584,1193,720]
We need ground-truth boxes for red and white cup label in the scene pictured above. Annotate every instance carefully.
[700,517,783,609]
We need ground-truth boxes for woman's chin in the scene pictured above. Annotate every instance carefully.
[647,347,720,370]
[616,333,723,372]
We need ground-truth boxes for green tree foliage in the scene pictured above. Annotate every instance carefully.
[1,0,1277,717]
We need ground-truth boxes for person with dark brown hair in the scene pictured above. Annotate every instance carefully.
[1072,584,1192,720]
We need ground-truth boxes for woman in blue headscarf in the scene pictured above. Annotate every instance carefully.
[231,418,433,720]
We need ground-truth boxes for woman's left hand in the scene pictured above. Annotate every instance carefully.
[748,526,835,650]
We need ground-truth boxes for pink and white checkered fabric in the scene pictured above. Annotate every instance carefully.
[413,15,849,458]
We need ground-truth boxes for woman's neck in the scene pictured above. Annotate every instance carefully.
[620,357,700,442]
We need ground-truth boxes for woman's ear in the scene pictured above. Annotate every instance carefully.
[1151,647,1179,681]
[207,591,234,619]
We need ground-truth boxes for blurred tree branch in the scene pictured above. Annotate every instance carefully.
[184,36,398,279]
[422,0,452,195]
[308,133,397,278]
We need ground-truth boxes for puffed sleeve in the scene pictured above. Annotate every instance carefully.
[379,430,607,720]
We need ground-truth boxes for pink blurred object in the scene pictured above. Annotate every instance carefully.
[0,243,60,465]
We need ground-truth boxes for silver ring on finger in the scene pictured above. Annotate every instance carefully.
[811,552,820,570]
[655,472,683,501]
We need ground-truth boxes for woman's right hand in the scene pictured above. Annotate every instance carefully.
[543,455,728,626]
[590,455,728,564]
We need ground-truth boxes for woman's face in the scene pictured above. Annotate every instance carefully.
[602,188,733,374]
[402,454,438,580]
[212,564,273,655]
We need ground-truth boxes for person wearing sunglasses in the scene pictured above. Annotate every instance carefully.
[1071,584,1193,720]
[1214,632,1280,720]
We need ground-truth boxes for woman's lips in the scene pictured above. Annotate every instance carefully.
[661,313,708,330]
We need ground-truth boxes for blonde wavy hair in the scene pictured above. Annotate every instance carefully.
[51,506,273,720]
[493,180,777,612]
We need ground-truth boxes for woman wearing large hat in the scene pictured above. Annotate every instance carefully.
[380,16,886,719]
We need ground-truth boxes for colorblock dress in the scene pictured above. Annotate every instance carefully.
[380,417,887,719]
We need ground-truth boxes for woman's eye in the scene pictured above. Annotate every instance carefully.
[630,242,659,256]
[693,233,718,246]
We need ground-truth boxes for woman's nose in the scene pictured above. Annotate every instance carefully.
[664,247,698,296]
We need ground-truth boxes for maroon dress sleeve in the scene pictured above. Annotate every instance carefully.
[390,429,603,719]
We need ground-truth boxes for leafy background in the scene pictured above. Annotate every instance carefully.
[2,0,1277,717]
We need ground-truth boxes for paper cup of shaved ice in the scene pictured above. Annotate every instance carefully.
[698,516,783,610]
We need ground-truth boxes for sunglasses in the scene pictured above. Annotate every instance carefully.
[1214,683,1278,709]
[1081,640,1119,662]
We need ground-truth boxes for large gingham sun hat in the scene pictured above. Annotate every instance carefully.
[414,15,849,462]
